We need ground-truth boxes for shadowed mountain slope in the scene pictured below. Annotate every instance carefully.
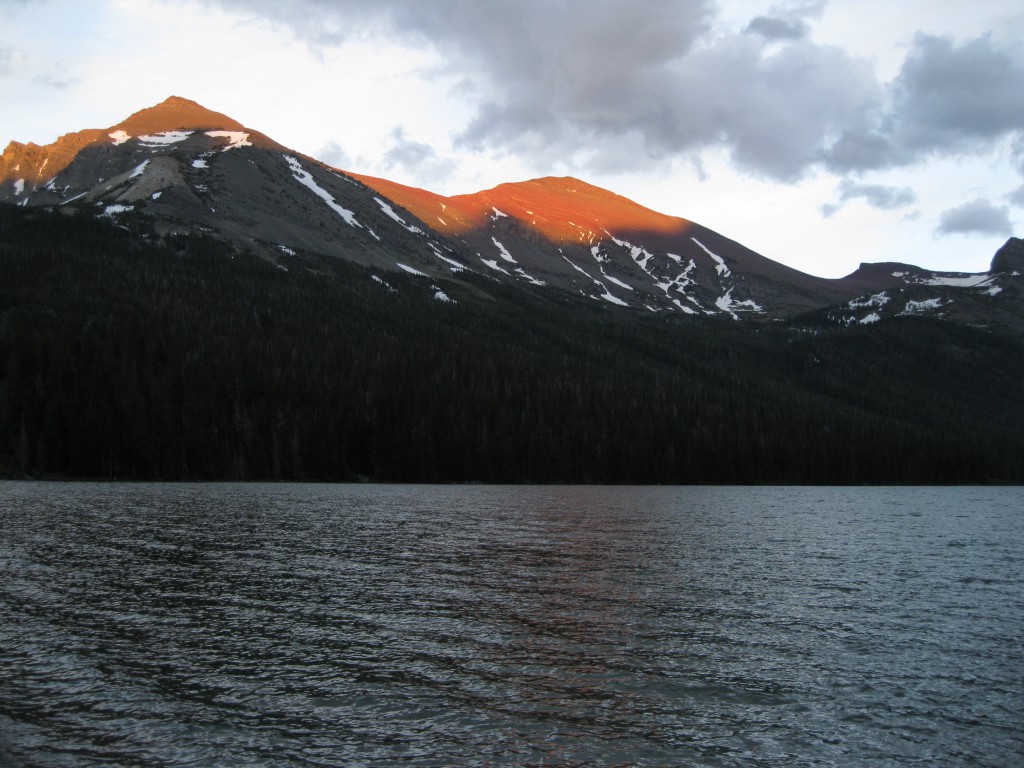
[1,96,1020,326]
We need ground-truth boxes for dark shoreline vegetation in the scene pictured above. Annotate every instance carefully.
[2,204,1023,484]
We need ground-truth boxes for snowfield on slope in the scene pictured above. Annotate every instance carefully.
[206,131,252,151]
[396,262,428,277]
[375,198,424,234]
[691,237,731,277]
[139,131,193,147]
[492,238,517,264]
[284,155,361,230]
[129,160,149,179]
[849,292,890,310]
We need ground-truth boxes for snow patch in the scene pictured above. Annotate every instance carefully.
[901,298,943,315]
[492,238,517,263]
[375,197,423,234]
[848,291,890,310]
[562,253,626,306]
[151,191,162,200]
[103,204,134,216]
[481,258,511,275]
[609,235,655,270]
[396,262,428,277]
[985,285,1003,296]
[600,290,628,307]
[13,179,25,196]
[129,160,149,180]
[923,273,989,287]
[283,155,361,230]
[667,253,683,264]
[601,270,633,291]
[372,275,396,292]
[430,245,466,272]
[433,288,453,303]
[139,131,193,147]
[655,261,701,309]
[277,245,296,256]
[715,293,739,319]
[859,312,881,324]
[691,237,730,277]
[109,130,131,146]
[192,158,209,169]
[206,131,251,151]
[491,207,508,218]
[715,289,763,320]
[516,268,546,286]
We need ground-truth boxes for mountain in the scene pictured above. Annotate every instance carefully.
[4,96,1019,327]
[2,97,1023,483]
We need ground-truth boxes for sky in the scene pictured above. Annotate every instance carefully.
[2,0,1023,278]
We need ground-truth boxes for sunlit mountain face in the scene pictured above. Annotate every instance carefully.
[2,96,1021,328]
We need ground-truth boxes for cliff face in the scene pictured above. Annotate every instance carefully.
[991,237,1024,274]
[2,129,107,196]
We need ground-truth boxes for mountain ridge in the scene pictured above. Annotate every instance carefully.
[1,96,1020,327]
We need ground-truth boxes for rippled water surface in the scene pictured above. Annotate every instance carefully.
[1,483,1022,766]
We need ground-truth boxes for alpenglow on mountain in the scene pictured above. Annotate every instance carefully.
[2,96,1020,329]
[3,96,1024,484]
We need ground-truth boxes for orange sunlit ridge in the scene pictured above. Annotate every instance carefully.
[349,172,694,245]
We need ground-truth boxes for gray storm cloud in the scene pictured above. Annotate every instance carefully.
[936,199,1013,237]
[202,0,1024,191]
[821,181,916,218]
[382,127,457,181]
[744,16,809,41]
[824,33,1024,173]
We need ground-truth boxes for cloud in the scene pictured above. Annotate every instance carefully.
[893,34,1024,151]
[381,126,456,184]
[450,13,880,182]
[824,33,1024,173]
[936,198,1013,237]
[821,180,916,217]
[0,39,74,87]
[31,71,76,89]
[1010,138,1024,208]
[744,16,809,41]
[0,43,18,77]
[316,140,352,169]
[203,1,1023,189]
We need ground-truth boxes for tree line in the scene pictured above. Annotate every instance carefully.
[2,204,1022,484]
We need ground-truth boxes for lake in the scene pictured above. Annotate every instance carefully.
[0,483,1021,766]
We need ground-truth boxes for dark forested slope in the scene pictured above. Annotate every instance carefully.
[2,205,1022,483]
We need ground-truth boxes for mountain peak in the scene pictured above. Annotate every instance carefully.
[992,236,1024,273]
[459,174,694,243]
[113,96,247,135]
